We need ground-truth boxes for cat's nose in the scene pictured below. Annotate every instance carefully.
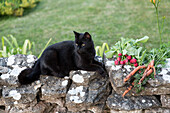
[77,46,80,50]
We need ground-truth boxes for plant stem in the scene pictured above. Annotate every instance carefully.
[155,4,162,46]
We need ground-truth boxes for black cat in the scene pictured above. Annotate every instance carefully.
[18,31,107,85]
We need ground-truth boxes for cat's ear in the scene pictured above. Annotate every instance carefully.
[73,31,80,39]
[84,32,91,40]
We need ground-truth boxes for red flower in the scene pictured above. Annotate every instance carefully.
[118,53,122,56]
[114,60,119,65]
[124,59,129,64]
[127,55,131,60]
[117,57,121,61]
[130,58,137,64]
[120,61,125,65]
[134,63,138,67]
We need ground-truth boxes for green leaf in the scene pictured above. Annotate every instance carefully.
[122,49,127,55]
[95,46,102,56]
[38,38,52,58]
[136,36,149,43]
[2,36,13,49]
[22,39,31,54]
[105,50,115,58]
[9,35,19,48]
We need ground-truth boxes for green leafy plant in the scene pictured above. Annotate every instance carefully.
[150,0,165,46]
[0,35,35,57]
[95,43,109,58]
[105,36,149,65]
[146,43,170,67]
[0,0,41,16]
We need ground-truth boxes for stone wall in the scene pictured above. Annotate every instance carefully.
[0,55,170,113]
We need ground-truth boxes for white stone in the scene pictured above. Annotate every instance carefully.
[1,73,10,79]
[64,76,69,79]
[142,99,146,103]
[72,74,84,83]
[68,86,84,95]
[81,70,87,74]
[112,103,116,106]
[124,65,132,72]
[159,69,168,75]
[9,90,21,100]
[111,65,121,70]
[14,101,18,104]
[27,55,35,63]
[68,88,76,95]
[80,92,85,97]
[10,66,26,77]
[162,74,170,83]
[106,61,114,66]
[70,96,83,103]
[75,86,84,92]
[62,80,68,87]
[7,55,15,66]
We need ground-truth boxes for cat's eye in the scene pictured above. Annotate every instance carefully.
[82,44,85,47]
[76,43,78,46]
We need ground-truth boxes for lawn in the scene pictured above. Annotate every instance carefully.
[0,0,169,56]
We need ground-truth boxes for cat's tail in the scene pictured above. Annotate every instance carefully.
[18,60,41,85]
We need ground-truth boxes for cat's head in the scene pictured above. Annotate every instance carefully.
[73,31,94,54]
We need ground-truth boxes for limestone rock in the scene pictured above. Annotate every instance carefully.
[0,58,7,67]
[109,65,133,89]
[111,109,143,113]
[0,66,26,87]
[40,75,71,105]
[7,101,47,113]
[106,91,161,111]
[161,95,170,108]
[144,108,170,113]
[107,58,170,96]
[66,70,110,113]
[0,54,37,87]
[2,81,41,108]
[0,109,5,113]
[148,68,170,87]
[0,66,9,74]
[7,54,37,68]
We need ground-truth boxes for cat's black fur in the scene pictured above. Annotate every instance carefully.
[18,31,107,85]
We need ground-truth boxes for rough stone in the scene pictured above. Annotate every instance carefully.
[148,68,170,87]
[111,109,143,113]
[106,91,161,111]
[40,75,71,105]
[7,101,47,113]
[66,70,110,113]
[0,109,5,113]
[161,94,170,108]
[0,97,4,106]
[2,81,41,108]
[0,66,26,87]
[0,58,7,67]
[107,58,170,96]
[144,108,170,113]
[0,66,10,74]
[7,54,37,68]
[0,55,37,87]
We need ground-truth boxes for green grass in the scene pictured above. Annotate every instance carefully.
[0,0,169,56]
